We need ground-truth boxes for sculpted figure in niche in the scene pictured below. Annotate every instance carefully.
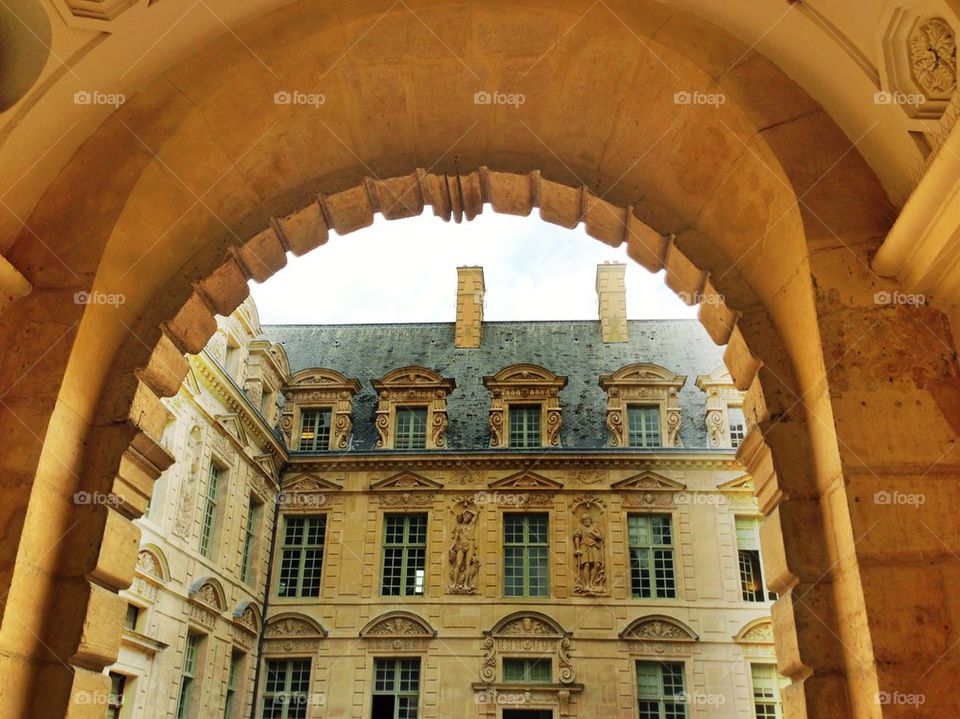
[573,513,605,594]
[449,507,479,593]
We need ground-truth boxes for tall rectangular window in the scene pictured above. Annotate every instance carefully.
[628,405,661,447]
[751,664,785,719]
[372,658,420,719]
[394,407,428,450]
[509,404,541,448]
[728,406,746,448]
[381,514,427,596]
[736,517,776,602]
[224,651,244,719]
[199,463,223,558]
[277,515,326,598]
[636,661,687,719]
[298,409,332,451]
[628,515,676,599]
[123,603,140,631]
[262,658,311,719]
[240,497,261,584]
[503,513,549,597]
[106,672,127,719]
[176,633,202,719]
[503,658,551,683]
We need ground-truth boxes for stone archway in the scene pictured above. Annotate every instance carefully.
[0,3,957,718]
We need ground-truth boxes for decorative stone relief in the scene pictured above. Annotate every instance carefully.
[280,368,361,450]
[173,427,202,538]
[359,612,437,647]
[620,615,699,656]
[599,364,686,447]
[696,368,747,449]
[705,408,725,448]
[910,18,957,97]
[264,613,327,653]
[571,496,607,596]
[372,367,455,449]
[371,471,441,507]
[448,496,480,594]
[480,613,575,685]
[614,471,686,508]
[482,364,568,447]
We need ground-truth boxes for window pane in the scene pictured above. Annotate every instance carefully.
[381,514,428,596]
[636,662,687,719]
[628,515,675,598]
[509,405,541,448]
[628,406,661,447]
[199,464,222,557]
[373,659,420,719]
[277,515,326,598]
[502,513,549,597]
[395,407,427,450]
[728,406,746,447]
[298,409,332,451]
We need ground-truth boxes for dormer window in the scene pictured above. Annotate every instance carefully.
[599,364,686,448]
[695,367,748,449]
[372,367,455,450]
[483,364,567,449]
[279,369,361,452]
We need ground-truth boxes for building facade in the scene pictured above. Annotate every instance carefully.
[106,265,782,719]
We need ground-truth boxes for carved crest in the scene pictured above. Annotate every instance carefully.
[735,618,774,644]
[360,611,436,638]
[188,577,226,612]
[620,616,698,642]
[266,613,327,639]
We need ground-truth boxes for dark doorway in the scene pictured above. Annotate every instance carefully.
[503,711,553,719]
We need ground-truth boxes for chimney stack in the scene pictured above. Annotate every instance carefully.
[455,266,485,348]
[596,262,628,343]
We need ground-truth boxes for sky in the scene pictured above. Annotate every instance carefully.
[249,211,697,325]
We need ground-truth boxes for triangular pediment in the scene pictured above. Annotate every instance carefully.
[255,454,280,483]
[282,473,343,492]
[216,414,247,445]
[370,471,443,491]
[718,474,754,492]
[611,471,686,491]
[183,366,201,394]
[489,470,563,490]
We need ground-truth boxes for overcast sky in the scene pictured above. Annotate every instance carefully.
[249,212,697,325]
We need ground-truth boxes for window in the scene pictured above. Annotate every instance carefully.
[509,405,541,448]
[298,408,332,451]
[225,651,243,719]
[503,513,549,597]
[728,406,746,447]
[394,407,428,450]
[106,672,127,719]
[123,604,140,631]
[240,497,262,584]
[636,661,687,719]
[751,664,785,719]
[372,658,420,719]
[381,514,427,596]
[224,337,242,377]
[277,515,326,598]
[176,633,202,719]
[628,405,661,448]
[628,515,676,599]
[199,463,224,558]
[262,658,311,719]
[736,517,776,602]
[503,658,551,683]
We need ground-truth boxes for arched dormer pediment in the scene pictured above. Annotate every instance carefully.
[280,368,362,451]
[620,615,699,642]
[359,611,437,639]
[188,577,227,612]
[232,601,262,635]
[371,367,456,450]
[599,363,686,448]
[490,611,567,637]
[482,364,568,448]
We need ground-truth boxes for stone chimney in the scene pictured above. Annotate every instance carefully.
[596,262,628,343]
[455,266,485,348]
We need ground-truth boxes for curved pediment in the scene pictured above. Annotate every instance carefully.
[491,611,567,637]
[359,611,436,638]
[281,472,344,492]
[188,577,227,612]
[600,363,686,388]
[288,367,361,392]
[265,613,327,639]
[136,545,169,582]
[484,363,567,386]
[378,365,449,385]
[232,601,263,634]
[734,618,773,644]
[620,615,698,642]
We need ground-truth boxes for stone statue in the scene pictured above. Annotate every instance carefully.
[449,507,479,593]
[573,513,605,594]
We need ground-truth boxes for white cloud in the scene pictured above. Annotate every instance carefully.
[249,211,698,324]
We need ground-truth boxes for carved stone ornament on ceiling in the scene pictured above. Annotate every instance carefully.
[482,364,567,447]
[372,367,455,450]
[600,364,686,448]
[910,17,957,97]
[480,613,575,685]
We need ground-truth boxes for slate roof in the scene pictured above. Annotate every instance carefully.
[259,320,727,451]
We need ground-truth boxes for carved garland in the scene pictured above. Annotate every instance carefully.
[372,367,456,449]
[599,364,686,448]
[482,365,568,447]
